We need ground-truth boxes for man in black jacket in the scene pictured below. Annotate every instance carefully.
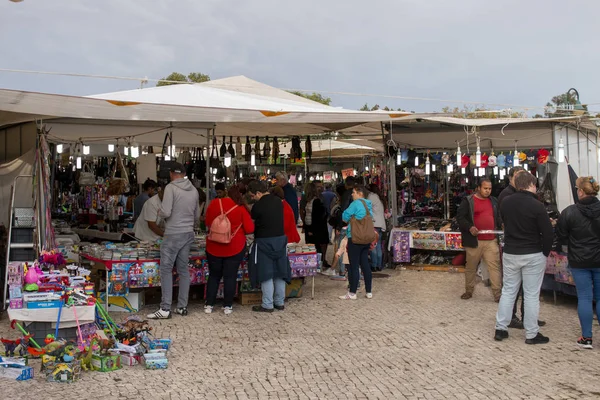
[495,172,553,345]
[456,178,503,301]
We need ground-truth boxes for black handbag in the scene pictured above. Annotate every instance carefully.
[245,136,252,162]
[158,131,177,179]
[210,136,220,169]
[228,136,235,158]
[219,135,227,158]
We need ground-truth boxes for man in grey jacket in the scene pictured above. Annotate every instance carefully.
[148,162,199,319]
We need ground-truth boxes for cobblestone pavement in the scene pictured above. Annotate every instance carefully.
[3,270,600,399]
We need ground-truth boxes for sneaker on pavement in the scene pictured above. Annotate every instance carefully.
[460,292,473,300]
[508,317,524,329]
[339,292,357,300]
[204,305,214,314]
[366,293,373,299]
[494,329,509,341]
[321,268,337,276]
[274,304,285,311]
[252,305,274,313]
[147,309,171,319]
[538,320,546,327]
[525,333,550,345]
[577,337,593,349]
[223,306,233,315]
[174,307,188,316]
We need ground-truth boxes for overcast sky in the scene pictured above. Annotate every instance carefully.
[1,0,599,114]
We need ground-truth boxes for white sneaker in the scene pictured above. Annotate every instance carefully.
[366,293,373,299]
[339,292,357,300]
[223,306,233,315]
[204,305,214,314]
[322,269,337,276]
[147,309,171,319]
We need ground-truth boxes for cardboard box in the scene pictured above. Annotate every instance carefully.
[120,353,140,366]
[149,339,172,351]
[0,365,34,381]
[26,300,62,309]
[238,278,304,305]
[238,291,263,305]
[44,359,81,383]
[96,291,145,313]
[142,353,168,369]
[91,354,122,372]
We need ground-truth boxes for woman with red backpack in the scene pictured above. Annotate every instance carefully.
[205,186,254,315]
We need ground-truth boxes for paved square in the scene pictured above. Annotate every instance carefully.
[2,270,600,399]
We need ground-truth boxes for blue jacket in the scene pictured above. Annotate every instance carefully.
[342,198,373,239]
[283,183,299,222]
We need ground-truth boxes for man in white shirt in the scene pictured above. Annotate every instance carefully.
[133,187,165,242]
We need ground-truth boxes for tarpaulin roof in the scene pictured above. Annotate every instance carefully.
[0,75,410,146]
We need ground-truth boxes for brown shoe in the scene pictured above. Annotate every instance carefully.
[461,292,473,300]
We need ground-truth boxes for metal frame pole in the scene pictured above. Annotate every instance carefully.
[206,127,213,205]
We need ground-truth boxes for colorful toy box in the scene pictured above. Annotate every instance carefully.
[44,359,81,383]
[142,352,168,369]
[91,354,122,372]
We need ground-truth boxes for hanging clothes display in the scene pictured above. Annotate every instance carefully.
[272,137,280,164]
[263,136,271,160]
[228,136,235,158]
[245,136,252,162]
[219,136,227,158]
[254,136,261,163]
[236,137,243,160]
[305,136,312,160]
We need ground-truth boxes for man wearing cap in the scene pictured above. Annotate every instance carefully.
[148,162,199,319]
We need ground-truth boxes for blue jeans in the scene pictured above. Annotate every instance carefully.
[160,231,194,310]
[496,252,546,339]
[370,228,383,269]
[570,267,600,338]
[261,278,286,309]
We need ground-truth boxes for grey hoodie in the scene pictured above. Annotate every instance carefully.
[159,178,199,235]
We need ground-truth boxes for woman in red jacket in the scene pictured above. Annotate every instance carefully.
[271,186,301,244]
[205,186,254,315]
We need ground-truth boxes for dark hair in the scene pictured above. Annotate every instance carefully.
[368,184,384,203]
[353,185,369,198]
[142,179,158,191]
[305,182,317,202]
[345,176,356,187]
[270,186,285,200]
[247,180,267,195]
[514,171,537,191]
[336,184,346,197]
[477,178,492,187]
[508,166,524,179]
[215,182,226,191]
[228,185,245,205]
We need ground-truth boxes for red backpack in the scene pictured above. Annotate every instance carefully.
[208,199,241,244]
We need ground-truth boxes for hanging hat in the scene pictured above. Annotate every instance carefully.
[537,148,550,164]
[518,151,527,162]
[506,152,514,166]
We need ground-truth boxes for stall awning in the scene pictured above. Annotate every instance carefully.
[0,76,413,145]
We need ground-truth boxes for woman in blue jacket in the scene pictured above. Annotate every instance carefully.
[340,185,374,300]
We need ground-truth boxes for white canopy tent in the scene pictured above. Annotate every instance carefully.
[0,76,411,147]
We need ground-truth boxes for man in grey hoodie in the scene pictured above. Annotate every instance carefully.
[148,162,199,319]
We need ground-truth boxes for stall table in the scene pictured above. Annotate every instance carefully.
[81,250,320,308]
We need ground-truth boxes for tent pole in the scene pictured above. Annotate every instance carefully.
[384,122,398,227]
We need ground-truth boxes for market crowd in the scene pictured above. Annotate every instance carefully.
[136,164,385,317]
[457,167,600,348]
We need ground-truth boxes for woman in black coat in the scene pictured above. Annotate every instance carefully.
[557,176,600,349]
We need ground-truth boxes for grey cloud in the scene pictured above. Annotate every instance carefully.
[0,0,599,113]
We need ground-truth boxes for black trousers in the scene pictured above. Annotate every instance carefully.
[205,247,246,307]
[347,239,373,294]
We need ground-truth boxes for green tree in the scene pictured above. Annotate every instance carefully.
[360,103,406,112]
[157,72,211,86]
[287,91,332,105]
[544,90,588,117]
[440,105,524,119]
